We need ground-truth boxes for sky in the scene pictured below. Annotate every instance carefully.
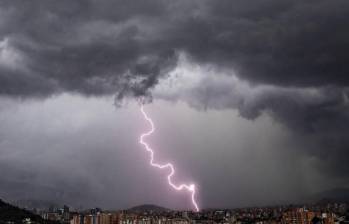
[0,0,349,210]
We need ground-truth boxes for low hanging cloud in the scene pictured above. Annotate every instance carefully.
[153,54,349,178]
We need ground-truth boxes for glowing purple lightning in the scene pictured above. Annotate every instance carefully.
[139,104,200,212]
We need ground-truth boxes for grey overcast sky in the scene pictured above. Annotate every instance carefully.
[0,0,349,210]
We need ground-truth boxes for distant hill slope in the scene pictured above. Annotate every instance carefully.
[0,198,55,224]
[311,188,349,203]
[13,199,61,211]
[128,204,170,212]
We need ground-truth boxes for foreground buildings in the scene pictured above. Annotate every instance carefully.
[281,208,336,224]
[38,202,348,224]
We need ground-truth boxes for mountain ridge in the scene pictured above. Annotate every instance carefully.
[0,198,57,224]
[128,204,170,212]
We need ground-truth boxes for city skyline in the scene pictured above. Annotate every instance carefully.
[12,199,348,224]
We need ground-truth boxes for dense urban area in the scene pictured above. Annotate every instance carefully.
[2,200,349,224]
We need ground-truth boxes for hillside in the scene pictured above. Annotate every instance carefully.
[0,199,55,224]
[128,204,170,212]
[311,188,349,203]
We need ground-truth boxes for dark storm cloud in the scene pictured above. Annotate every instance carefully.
[181,0,349,87]
[1,0,349,98]
[0,0,177,98]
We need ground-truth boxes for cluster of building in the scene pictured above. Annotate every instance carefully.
[39,205,71,223]
[282,208,335,224]
[38,202,349,224]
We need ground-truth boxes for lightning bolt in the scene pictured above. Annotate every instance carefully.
[139,103,200,212]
